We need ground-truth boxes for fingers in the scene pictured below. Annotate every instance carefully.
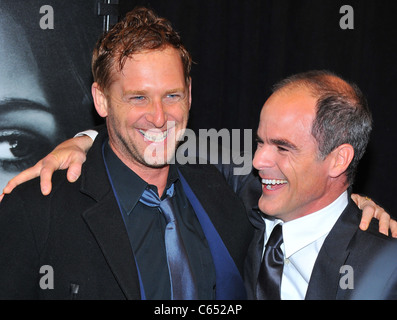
[390,219,397,238]
[376,209,391,237]
[353,194,392,236]
[359,201,394,237]
[39,166,56,195]
[66,162,83,183]
[359,205,373,231]
[1,136,89,201]
[39,151,85,195]
[350,193,360,205]
[39,152,66,195]
[2,161,44,194]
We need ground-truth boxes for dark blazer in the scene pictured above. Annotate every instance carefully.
[245,198,397,300]
[306,199,397,300]
[0,130,253,300]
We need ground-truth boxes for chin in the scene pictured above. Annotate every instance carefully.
[143,152,176,168]
[145,162,169,169]
[258,198,280,219]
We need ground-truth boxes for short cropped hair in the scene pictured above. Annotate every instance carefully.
[91,6,192,92]
[272,70,372,185]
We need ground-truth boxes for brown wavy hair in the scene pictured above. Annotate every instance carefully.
[91,7,192,93]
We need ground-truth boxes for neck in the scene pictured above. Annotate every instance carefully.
[109,143,170,197]
[134,165,170,197]
[282,180,349,223]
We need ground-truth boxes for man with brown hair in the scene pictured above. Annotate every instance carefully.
[0,7,253,300]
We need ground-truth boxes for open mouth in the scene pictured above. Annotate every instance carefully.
[138,129,169,143]
[261,178,288,191]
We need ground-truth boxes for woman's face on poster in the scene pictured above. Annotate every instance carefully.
[0,12,60,189]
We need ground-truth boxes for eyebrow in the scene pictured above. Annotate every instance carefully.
[255,134,264,144]
[123,88,186,96]
[255,133,298,151]
[164,88,186,94]
[270,138,298,151]
[123,90,146,96]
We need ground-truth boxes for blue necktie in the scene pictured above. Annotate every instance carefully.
[139,184,198,300]
[256,223,284,300]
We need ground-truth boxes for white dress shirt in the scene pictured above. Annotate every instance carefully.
[262,191,349,300]
[74,129,99,141]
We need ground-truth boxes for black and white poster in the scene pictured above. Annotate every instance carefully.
[0,0,102,189]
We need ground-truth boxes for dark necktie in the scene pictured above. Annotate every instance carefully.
[139,184,198,300]
[256,223,284,300]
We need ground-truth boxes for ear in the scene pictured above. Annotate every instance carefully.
[92,82,109,118]
[188,77,192,110]
[328,144,355,178]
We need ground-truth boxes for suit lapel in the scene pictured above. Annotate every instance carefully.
[244,209,266,299]
[177,165,248,300]
[305,201,360,299]
[176,164,249,273]
[78,133,141,300]
[81,194,141,299]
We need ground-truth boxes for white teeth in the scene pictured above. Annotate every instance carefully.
[261,179,288,185]
[139,129,168,142]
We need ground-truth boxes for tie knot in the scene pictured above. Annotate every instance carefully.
[266,224,283,248]
[139,184,176,224]
[139,184,175,206]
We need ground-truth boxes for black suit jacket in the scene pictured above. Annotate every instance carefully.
[0,130,253,299]
[245,198,397,300]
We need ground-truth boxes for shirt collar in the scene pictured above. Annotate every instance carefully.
[281,191,349,258]
[103,141,179,215]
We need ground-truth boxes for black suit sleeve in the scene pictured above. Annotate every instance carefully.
[0,189,42,299]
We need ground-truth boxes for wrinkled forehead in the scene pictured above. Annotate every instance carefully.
[107,46,187,87]
[257,87,318,141]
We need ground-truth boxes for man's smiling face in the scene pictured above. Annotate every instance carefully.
[253,87,334,222]
[94,46,191,170]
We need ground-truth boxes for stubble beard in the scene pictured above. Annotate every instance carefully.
[112,128,179,169]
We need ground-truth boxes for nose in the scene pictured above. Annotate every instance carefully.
[252,145,275,170]
[146,99,168,128]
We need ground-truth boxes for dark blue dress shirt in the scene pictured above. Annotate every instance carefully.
[103,142,216,299]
